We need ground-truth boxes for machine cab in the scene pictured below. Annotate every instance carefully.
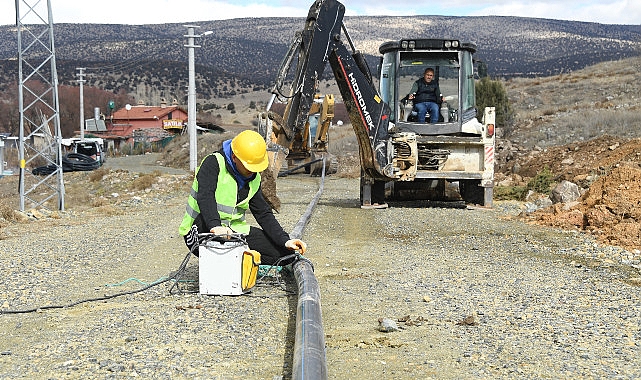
[378,39,481,136]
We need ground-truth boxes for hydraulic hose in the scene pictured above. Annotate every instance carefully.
[290,158,327,380]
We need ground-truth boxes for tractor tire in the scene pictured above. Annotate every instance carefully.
[459,179,485,206]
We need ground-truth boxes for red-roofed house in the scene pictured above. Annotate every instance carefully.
[107,100,187,145]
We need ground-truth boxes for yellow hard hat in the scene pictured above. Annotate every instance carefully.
[231,130,269,172]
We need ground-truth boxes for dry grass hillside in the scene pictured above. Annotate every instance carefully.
[502,56,641,149]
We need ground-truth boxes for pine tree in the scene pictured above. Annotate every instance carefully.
[475,76,514,130]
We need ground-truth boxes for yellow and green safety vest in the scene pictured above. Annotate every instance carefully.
[179,152,261,235]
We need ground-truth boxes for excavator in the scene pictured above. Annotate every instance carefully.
[259,93,337,177]
[260,0,495,207]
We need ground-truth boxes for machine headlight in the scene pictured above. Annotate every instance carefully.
[401,41,408,49]
[444,41,451,48]
[452,40,459,48]
[408,41,415,49]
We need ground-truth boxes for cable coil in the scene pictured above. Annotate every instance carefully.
[32,153,101,175]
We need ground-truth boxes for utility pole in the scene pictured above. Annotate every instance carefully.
[184,25,199,172]
[184,25,212,172]
[77,67,86,140]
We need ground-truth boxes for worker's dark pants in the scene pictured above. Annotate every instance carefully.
[183,226,295,266]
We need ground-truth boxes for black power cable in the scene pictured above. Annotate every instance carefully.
[0,249,193,315]
[0,233,300,314]
[32,153,102,175]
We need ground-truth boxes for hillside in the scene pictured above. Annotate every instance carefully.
[503,56,641,147]
[0,15,639,106]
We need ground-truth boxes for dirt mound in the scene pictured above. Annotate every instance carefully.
[509,135,641,180]
[516,136,641,252]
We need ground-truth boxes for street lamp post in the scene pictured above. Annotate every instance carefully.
[184,25,213,172]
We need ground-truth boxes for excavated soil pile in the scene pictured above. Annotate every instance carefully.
[510,135,641,252]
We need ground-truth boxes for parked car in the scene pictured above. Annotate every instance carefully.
[62,138,106,165]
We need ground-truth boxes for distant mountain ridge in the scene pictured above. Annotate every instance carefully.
[0,15,639,102]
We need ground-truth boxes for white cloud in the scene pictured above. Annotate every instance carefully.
[10,0,308,25]
[5,0,640,26]
[463,0,641,24]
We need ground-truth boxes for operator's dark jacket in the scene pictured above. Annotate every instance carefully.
[412,78,441,104]
[193,148,290,248]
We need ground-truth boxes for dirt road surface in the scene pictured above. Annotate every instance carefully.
[1,166,639,379]
[103,153,189,175]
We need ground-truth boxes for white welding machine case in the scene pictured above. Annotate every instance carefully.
[198,240,259,296]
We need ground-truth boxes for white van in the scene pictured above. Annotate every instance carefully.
[62,138,106,165]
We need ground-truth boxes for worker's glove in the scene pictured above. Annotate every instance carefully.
[211,226,233,236]
[285,239,307,254]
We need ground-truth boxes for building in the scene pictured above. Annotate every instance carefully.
[110,99,186,139]
[89,99,187,153]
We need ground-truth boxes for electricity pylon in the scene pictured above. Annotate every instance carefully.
[16,0,65,211]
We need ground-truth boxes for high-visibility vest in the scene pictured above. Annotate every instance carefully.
[179,152,261,235]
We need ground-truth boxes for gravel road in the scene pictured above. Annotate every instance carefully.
[1,173,640,379]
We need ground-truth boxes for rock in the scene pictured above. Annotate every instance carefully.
[456,315,478,326]
[378,318,399,332]
[561,158,574,165]
[534,197,553,209]
[524,196,553,213]
[562,200,581,211]
[29,209,45,219]
[550,180,581,204]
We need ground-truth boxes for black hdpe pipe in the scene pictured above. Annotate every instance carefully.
[290,158,327,380]
[278,158,323,177]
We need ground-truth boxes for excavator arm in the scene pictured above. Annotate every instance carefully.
[265,0,394,180]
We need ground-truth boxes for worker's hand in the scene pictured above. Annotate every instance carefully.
[211,226,233,236]
[285,239,307,254]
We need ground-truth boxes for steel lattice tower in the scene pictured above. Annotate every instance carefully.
[16,0,65,211]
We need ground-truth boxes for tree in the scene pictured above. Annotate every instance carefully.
[475,76,514,129]
[0,82,20,135]
[477,60,489,78]
[57,85,135,137]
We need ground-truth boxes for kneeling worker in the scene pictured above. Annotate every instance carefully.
[179,130,307,265]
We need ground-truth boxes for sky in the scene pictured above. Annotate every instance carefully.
[6,0,641,26]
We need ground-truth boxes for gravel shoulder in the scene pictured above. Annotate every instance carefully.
[1,174,640,379]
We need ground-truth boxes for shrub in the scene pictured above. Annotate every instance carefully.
[131,170,162,191]
[494,185,528,201]
[0,199,17,222]
[88,167,109,182]
[527,166,554,194]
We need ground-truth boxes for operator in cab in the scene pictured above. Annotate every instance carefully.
[178,130,307,265]
[407,68,444,123]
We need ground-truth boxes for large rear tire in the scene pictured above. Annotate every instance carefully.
[459,179,485,206]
